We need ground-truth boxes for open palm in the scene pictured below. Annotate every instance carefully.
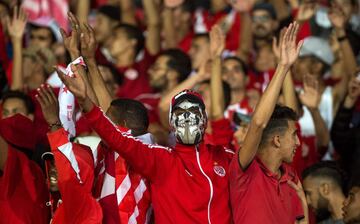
[279,22,303,67]
[6,6,27,40]
[299,74,320,110]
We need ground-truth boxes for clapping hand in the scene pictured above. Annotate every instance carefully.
[279,22,303,67]
[80,23,97,59]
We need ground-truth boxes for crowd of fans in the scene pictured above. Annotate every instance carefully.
[0,0,360,223]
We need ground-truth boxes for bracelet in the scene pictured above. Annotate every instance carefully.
[49,121,62,129]
[337,35,347,42]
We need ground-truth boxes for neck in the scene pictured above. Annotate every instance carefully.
[211,0,227,13]
[231,89,246,105]
[258,149,283,177]
[329,193,346,220]
[115,51,135,67]
[254,38,271,49]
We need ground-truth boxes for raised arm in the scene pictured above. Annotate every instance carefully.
[328,3,357,76]
[60,12,99,106]
[120,0,137,26]
[143,0,161,55]
[239,22,303,169]
[230,0,254,64]
[299,74,330,150]
[55,67,168,181]
[6,6,27,91]
[209,25,225,120]
[273,29,300,114]
[162,7,177,49]
[80,23,113,111]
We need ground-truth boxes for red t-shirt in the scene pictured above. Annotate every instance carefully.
[116,52,155,99]
[230,155,304,224]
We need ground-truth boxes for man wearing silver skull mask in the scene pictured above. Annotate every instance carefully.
[56,29,235,223]
[169,90,207,145]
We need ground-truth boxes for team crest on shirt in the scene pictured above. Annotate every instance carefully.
[213,165,226,177]
[124,69,139,80]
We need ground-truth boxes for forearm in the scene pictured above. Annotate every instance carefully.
[268,0,290,21]
[163,8,177,49]
[237,12,252,64]
[297,200,309,224]
[309,108,330,148]
[86,58,113,111]
[336,28,357,76]
[210,57,224,120]
[76,0,90,25]
[10,40,23,90]
[120,0,137,25]
[282,70,300,115]
[252,65,289,125]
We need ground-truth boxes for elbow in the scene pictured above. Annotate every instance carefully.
[251,117,267,130]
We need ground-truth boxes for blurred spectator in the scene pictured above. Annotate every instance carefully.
[302,161,346,223]
[342,178,360,224]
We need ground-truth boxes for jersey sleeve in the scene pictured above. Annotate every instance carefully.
[84,106,172,182]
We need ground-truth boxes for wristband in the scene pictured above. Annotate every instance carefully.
[49,121,62,129]
[65,56,86,77]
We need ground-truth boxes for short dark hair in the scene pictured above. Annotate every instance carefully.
[260,104,298,146]
[161,49,192,83]
[97,5,121,21]
[2,90,35,114]
[29,24,56,44]
[198,80,232,108]
[302,161,345,190]
[115,24,145,55]
[223,56,248,75]
[193,33,210,41]
[110,98,149,136]
[252,3,277,20]
[181,0,195,13]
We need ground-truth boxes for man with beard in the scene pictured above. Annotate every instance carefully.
[302,162,346,223]
[343,179,360,224]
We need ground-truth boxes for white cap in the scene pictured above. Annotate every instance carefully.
[299,36,334,65]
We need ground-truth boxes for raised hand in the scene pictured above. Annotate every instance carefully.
[328,3,346,30]
[80,23,97,59]
[299,74,320,110]
[56,65,87,102]
[279,22,303,67]
[6,6,27,40]
[296,0,317,23]
[228,0,255,12]
[36,85,60,125]
[60,12,81,57]
[209,25,225,59]
[272,28,286,62]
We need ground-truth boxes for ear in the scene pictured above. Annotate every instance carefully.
[319,183,330,197]
[130,39,137,48]
[273,135,281,148]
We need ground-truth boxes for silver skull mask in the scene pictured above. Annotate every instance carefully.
[170,100,207,145]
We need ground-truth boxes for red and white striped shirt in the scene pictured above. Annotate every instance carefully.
[93,127,153,224]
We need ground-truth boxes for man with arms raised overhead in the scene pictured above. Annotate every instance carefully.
[230,22,309,224]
